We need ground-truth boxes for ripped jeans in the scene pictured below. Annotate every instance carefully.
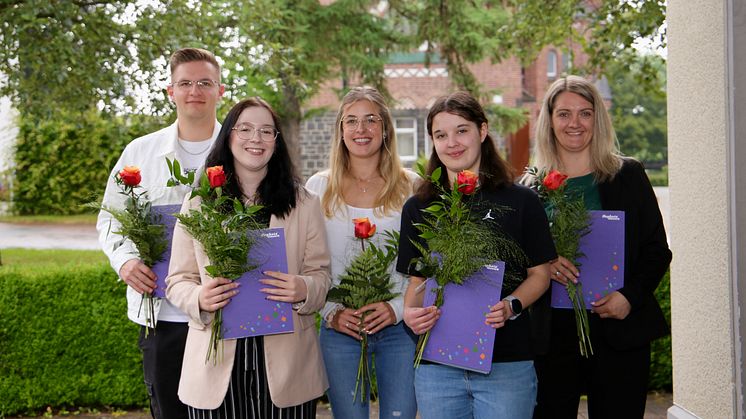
[320,322,418,419]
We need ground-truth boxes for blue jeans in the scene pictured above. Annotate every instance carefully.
[320,322,417,419]
[415,361,537,419]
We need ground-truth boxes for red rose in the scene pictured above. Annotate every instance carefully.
[352,217,376,239]
[542,170,568,191]
[118,166,141,187]
[205,166,226,188]
[456,170,478,195]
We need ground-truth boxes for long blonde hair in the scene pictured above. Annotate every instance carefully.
[321,86,412,217]
[534,75,622,181]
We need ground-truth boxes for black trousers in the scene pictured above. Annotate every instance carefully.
[138,321,190,419]
[533,310,651,419]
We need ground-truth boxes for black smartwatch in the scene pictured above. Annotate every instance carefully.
[503,295,523,320]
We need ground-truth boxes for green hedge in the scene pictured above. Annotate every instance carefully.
[647,167,669,187]
[12,111,164,215]
[0,263,147,415]
[650,270,672,390]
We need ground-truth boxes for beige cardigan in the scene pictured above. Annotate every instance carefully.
[166,190,331,409]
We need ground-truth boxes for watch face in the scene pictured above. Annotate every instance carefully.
[511,298,523,315]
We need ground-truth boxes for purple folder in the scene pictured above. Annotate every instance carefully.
[221,228,294,339]
[551,210,625,308]
[421,261,505,373]
[150,204,181,298]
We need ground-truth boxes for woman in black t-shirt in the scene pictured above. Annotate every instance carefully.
[396,91,555,419]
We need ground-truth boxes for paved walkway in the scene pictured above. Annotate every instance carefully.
[21,393,673,418]
[0,222,99,249]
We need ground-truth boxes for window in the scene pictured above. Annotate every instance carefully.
[547,50,558,79]
[562,51,572,72]
[395,117,418,162]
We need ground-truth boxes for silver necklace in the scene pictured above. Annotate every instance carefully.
[354,175,380,193]
[177,139,211,156]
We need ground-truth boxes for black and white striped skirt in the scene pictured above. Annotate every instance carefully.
[187,336,317,419]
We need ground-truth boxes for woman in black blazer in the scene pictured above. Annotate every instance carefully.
[528,75,671,419]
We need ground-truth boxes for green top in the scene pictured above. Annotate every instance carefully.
[566,173,602,211]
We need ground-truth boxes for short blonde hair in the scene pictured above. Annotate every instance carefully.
[534,75,622,181]
[321,86,411,217]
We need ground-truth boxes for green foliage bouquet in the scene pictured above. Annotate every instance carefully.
[410,164,527,368]
[526,166,593,357]
[167,159,263,363]
[88,166,167,335]
[326,218,400,403]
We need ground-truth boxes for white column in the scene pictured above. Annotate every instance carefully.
[667,0,742,418]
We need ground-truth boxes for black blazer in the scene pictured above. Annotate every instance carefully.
[530,158,671,353]
[596,158,671,350]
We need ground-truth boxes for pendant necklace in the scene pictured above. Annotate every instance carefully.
[354,175,380,193]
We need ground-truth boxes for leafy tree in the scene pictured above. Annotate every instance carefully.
[1,0,667,214]
[1,0,142,117]
[193,0,405,166]
[386,0,666,131]
[606,53,667,165]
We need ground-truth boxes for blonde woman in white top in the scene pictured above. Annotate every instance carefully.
[306,86,418,419]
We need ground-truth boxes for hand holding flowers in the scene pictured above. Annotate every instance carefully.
[525,166,593,357]
[87,166,168,334]
[326,217,400,403]
[409,164,527,367]
[167,158,264,363]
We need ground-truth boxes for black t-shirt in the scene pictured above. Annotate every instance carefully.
[397,183,557,362]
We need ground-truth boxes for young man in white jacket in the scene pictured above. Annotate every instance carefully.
[97,47,224,419]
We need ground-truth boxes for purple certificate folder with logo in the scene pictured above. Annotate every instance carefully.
[421,261,505,374]
[150,204,181,298]
[221,228,294,339]
[551,210,625,308]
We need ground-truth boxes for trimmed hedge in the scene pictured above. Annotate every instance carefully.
[12,111,164,215]
[0,263,147,415]
[650,270,672,390]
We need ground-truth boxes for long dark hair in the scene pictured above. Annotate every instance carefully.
[205,97,301,218]
[417,91,513,200]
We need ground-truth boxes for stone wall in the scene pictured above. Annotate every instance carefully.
[299,110,337,180]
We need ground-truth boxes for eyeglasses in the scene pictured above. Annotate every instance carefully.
[231,123,279,142]
[171,79,220,90]
[342,115,383,131]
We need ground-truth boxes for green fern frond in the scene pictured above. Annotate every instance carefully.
[328,230,401,310]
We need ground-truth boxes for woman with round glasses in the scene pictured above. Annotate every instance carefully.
[306,86,418,419]
[167,97,331,417]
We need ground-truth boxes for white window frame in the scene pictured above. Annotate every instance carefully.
[547,50,558,79]
[394,117,418,162]
[562,51,572,72]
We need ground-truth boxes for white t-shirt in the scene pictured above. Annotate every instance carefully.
[176,138,213,174]
[305,169,418,325]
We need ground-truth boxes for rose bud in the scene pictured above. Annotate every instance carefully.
[352,217,376,239]
[542,170,569,191]
[456,170,479,195]
[206,166,226,188]
[118,166,141,187]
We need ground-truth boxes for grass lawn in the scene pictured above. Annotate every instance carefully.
[0,213,98,225]
[0,248,107,270]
